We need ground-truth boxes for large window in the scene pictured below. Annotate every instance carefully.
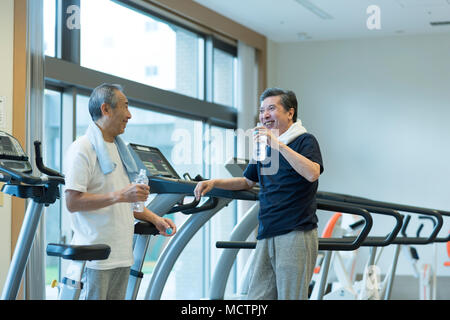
[43,0,240,300]
[80,0,204,99]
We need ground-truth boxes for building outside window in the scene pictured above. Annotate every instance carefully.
[80,0,204,99]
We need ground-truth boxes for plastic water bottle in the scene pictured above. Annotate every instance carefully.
[253,123,267,161]
[132,169,148,212]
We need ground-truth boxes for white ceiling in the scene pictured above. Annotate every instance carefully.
[193,0,450,42]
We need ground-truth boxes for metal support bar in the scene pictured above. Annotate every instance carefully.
[1,201,45,300]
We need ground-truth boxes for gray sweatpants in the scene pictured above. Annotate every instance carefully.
[247,229,318,300]
[80,267,131,300]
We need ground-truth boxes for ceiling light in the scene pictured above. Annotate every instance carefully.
[396,0,450,8]
[293,0,334,19]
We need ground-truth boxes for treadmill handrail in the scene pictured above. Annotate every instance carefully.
[317,191,444,244]
[181,197,219,215]
[34,141,64,178]
[217,199,373,251]
[0,140,65,186]
[0,172,12,183]
[317,191,450,216]
[0,164,65,186]
[398,214,450,244]
[331,209,406,248]
[0,165,48,185]
[148,176,259,201]
[336,203,403,247]
[316,199,373,250]
[166,197,200,214]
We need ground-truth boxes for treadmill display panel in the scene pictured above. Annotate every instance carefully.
[0,132,28,159]
[0,131,32,173]
[130,143,179,179]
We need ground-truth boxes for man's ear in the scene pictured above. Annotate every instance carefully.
[289,107,295,120]
[100,103,110,117]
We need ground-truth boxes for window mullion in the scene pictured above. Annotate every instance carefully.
[205,35,214,103]
[60,0,80,64]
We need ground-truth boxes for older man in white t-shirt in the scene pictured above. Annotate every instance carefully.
[64,83,176,300]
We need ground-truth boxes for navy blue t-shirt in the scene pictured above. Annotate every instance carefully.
[243,133,324,240]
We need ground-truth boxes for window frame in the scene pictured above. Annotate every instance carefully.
[49,0,238,128]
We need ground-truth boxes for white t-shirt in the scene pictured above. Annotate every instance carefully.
[64,135,134,270]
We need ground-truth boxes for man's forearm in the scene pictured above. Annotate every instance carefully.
[134,207,157,222]
[212,177,253,190]
[65,190,121,212]
[278,143,320,182]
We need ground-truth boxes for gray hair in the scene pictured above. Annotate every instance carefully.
[260,87,298,122]
[88,83,124,121]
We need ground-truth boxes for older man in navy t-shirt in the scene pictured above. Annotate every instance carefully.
[194,88,323,300]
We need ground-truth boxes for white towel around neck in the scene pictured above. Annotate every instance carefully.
[277,120,308,145]
[85,121,140,181]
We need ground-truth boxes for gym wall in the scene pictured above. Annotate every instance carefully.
[267,33,450,277]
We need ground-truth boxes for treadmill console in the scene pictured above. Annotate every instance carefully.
[225,157,249,178]
[129,144,259,201]
[0,131,32,173]
[129,143,179,179]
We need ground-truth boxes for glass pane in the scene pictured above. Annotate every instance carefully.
[43,89,62,299]
[75,94,91,138]
[207,126,237,297]
[213,48,236,107]
[80,0,203,99]
[122,107,204,299]
[44,0,56,57]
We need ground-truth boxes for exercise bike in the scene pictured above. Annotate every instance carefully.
[0,131,110,300]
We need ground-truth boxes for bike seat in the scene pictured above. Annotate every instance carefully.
[134,221,159,235]
[46,243,110,261]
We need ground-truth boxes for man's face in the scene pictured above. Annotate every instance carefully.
[107,90,131,136]
[259,95,294,136]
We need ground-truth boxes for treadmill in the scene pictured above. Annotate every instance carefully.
[128,149,375,300]
[214,158,447,300]
[0,131,113,300]
[127,144,259,300]
[210,158,378,300]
